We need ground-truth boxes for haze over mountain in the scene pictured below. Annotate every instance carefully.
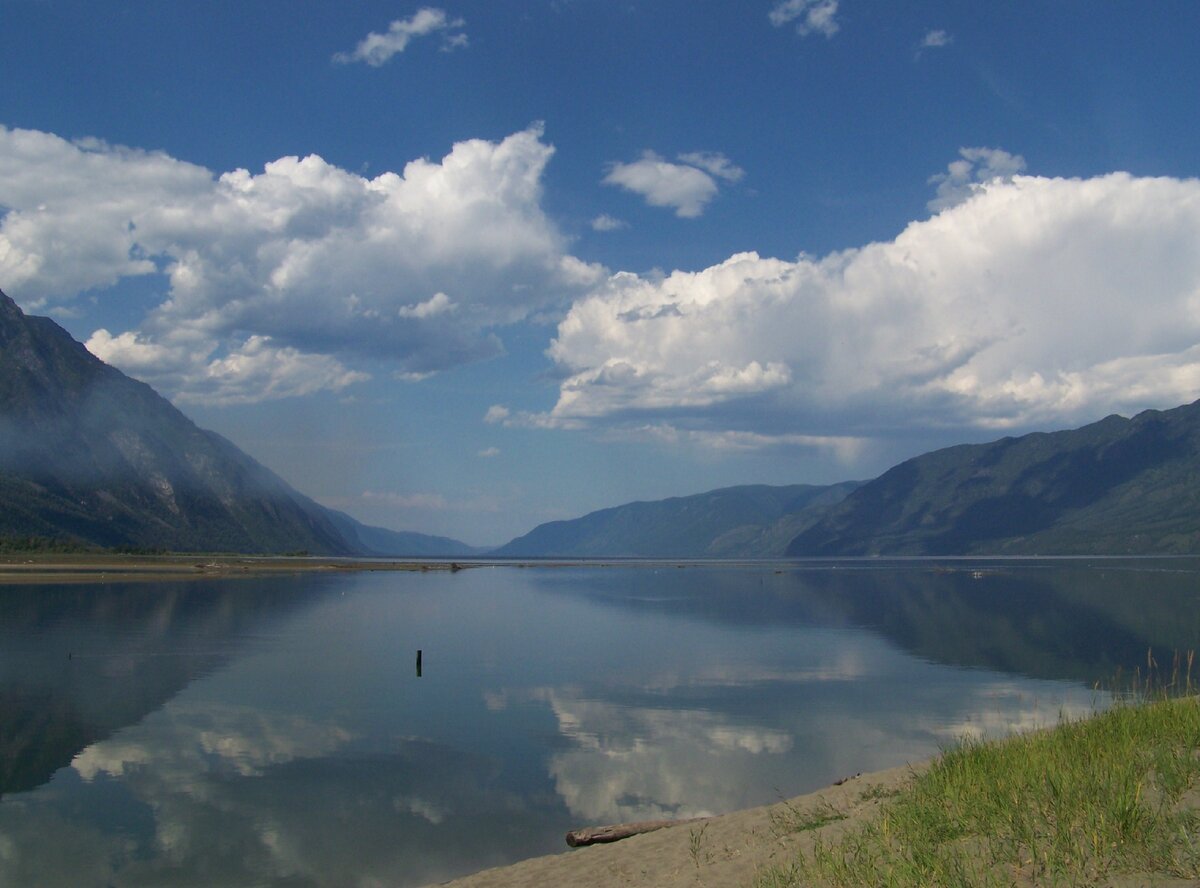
[492,482,861,558]
[788,401,1200,556]
[0,289,474,556]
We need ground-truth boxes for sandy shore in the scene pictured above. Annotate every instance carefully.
[431,764,920,888]
[0,553,477,584]
[0,554,766,584]
[433,766,1200,888]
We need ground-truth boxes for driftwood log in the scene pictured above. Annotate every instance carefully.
[565,816,707,847]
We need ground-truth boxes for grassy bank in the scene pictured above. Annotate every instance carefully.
[758,693,1200,887]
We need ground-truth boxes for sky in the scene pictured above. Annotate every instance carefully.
[2,0,1200,546]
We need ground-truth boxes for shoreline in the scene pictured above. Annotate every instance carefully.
[0,553,479,584]
[429,764,921,888]
[0,554,816,584]
[4,552,1189,586]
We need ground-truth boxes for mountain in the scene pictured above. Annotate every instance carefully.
[788,401,1200,556]
[491,481,861,558]
[0,289,473,556]
[324,509,484,557]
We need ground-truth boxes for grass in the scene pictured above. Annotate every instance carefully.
[769,799,847,837]
[756,666,1200,887]
[689,822,711,868]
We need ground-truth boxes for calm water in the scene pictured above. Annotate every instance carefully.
[2,559,1200,886]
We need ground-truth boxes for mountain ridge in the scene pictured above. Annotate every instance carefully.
[491,481,862,557]
[786,400,1200,556]
[491,402,1200,558]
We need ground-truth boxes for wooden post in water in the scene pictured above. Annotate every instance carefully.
[416,649,423,677]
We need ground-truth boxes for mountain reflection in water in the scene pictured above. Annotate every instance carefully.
[1,559,1198,886]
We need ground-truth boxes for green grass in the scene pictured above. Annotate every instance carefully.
[756,692,1200,887]
[769,799,848,836]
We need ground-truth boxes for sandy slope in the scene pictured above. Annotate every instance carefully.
[431,765,919,888]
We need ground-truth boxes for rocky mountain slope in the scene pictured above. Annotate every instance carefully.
[492,482,861,557]
[787,401,1200,555]
[0,289,472,555]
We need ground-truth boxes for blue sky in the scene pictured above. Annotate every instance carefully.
[3,1,1200,545]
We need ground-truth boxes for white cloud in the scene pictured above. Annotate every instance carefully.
[538,168,1200,444]
[333,8,467,66]
[590,213,627,232]
[602,150,742,218]
[176,336,371,405]
[396,291,455,318]
[0,124,602,403]
[482,405,584,431]
[483,404,510,424]
[85,330,369,405]
[85,328,194,376]
[920,29,952,50]
[362,491,450,511]
[769,0,840,38]
[576,422,866,458]
[676,151,745,183]
[680,429,866,461]
[928,146,1026,212]
[477,446,500,458]
[361,490,500,512]
[603,152,716,218]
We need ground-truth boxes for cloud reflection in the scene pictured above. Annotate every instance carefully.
[71,702,353,784]
[0,700,561,887]
[500,656,1101,829]
[533,687,793,822]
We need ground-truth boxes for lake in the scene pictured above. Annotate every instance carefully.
[2,558,1200,886]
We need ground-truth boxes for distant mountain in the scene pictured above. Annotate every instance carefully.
[324,509,483,557]
[788,401,1200,556]
[491,482,861,558]
[0,289,474,556]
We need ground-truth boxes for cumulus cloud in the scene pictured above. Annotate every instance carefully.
[928,146,1026,211]
[590,213,627,232]
[167,337,369,406]
[769,0,840,38]
[536,168,1200,445]
[86,330,368,405]
[0,124,601,403]
[602,150,742,218]
[333,8,467,66]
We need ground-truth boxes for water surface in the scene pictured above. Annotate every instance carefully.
[2,559,1199,886]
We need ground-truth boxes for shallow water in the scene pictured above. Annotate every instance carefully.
[1,559,1199,886]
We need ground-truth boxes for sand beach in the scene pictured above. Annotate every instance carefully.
[433,765,919,888]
